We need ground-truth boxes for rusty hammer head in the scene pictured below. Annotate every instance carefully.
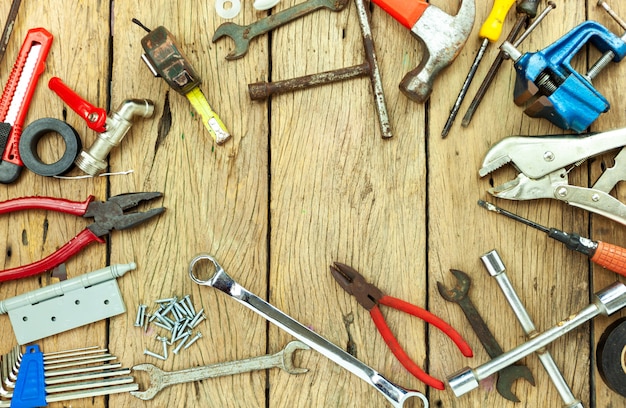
[399,0,476,103]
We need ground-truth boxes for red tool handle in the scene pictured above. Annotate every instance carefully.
[591,241,626,277]
[0,195,94,216]
[370,305,445,389]
[49,77,107,133]
[371,0,429,29]
[0,28,53,165]
[0,228,104,282]
[379,295,473,357]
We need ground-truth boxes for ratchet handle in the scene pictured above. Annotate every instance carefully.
[49,77,107,133]
[592,241,626,278]
[0,228,104,282]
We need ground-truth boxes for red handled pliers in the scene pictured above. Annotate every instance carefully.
[0,192,165,282]
[330,262,473,390]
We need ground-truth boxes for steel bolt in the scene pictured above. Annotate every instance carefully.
[134,304,146,327]
[183,294,196,316]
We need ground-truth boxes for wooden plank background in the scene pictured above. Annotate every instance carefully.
[0,0,624,407]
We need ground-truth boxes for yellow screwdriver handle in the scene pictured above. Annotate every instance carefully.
[479,0,516,42]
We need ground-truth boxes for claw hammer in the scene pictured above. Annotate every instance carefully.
[371,0,476,103]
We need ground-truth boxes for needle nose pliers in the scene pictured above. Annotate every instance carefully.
[0,192,165,282]
[330,262,473,390]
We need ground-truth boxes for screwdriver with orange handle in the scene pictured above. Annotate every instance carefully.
[442,0,516,138]
[478,200,626,277]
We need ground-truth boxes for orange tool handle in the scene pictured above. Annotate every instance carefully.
[591,241,626,277]
[371,0,429,29]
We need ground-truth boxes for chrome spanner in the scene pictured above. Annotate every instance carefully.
[131,340,310,400]
[212,0,350,60]
[188,254,429,408]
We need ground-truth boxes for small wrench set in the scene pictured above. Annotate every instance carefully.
[2,0,626,407]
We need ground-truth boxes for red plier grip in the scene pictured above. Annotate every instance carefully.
[370,295,473,390]
[0,196,105,282]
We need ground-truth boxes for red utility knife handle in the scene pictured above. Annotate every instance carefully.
[0,195,94,216]
[0,229,104,282]
[49,76,107,133]
[371,0,429,29]
[0,28,53,165]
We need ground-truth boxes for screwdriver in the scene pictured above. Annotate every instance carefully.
[441,0,516,138]
[478,200,626,277]
[461,0,542,127]
[136,22,231,145]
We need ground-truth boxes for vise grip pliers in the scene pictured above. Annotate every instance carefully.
[479,127,626,226]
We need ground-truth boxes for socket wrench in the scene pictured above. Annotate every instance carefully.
[189,254,429,408]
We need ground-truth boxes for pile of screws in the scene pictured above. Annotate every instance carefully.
[134,295,205,360]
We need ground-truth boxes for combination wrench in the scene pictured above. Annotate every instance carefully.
[131,340,310,400]
[188,254,429,408]
[212,0,350,60]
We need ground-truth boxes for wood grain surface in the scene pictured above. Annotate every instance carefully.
[0,1,624,407]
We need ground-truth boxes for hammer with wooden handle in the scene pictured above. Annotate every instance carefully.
[372,0,476,103]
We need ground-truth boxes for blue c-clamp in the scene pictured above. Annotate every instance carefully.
[509,21,626,133]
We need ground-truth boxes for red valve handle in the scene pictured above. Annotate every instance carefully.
[49,76,107,133]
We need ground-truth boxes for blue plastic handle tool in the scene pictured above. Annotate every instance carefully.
[512,21,626,132]
[11,345,46,408]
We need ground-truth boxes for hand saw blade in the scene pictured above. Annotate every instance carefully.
[0,27,53,167]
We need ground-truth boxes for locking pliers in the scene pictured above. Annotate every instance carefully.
[479,127,626,225]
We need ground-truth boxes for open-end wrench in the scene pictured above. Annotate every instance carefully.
[130,340,310,400]
[437,269,534,402]
[212,0,350,60]
[188,254,429,408]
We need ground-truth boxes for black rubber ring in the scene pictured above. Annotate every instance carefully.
[597,317,626,397]
[19,118,82,177]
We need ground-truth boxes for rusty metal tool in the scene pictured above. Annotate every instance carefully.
[189,254,429,408]
[212,0,350,60]
[370,0,475,103]
[481,250,583,408]
[131,340,310,400]
[248,0,392,138]
[0,0,21,65]
[447,281,626,397]
[437,269,534,402]
[461,0,544,127]
[442,0,517,137]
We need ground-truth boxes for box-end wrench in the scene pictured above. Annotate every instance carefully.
[480,250,583,408]
[447,281,626,397]
[130,340,310,400]
[437,269,534,402]
[212,0,350,60]
[188,254,429,408]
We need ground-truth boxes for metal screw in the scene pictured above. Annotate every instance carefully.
[190,313,206,328]
[159,336,169,360]
[592,193,600,202]
[134,304,146,327]
[189,308,205,327]
[183,294,196,316]
[183,332,203,349]
[144,349,166,361]
[155,297,177,304]
[154,321,173,331]
[173,332,192,354]
[557,187,568,197]
[544,151,555,162]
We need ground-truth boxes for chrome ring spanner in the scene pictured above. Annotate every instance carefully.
[189,254,429,408]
